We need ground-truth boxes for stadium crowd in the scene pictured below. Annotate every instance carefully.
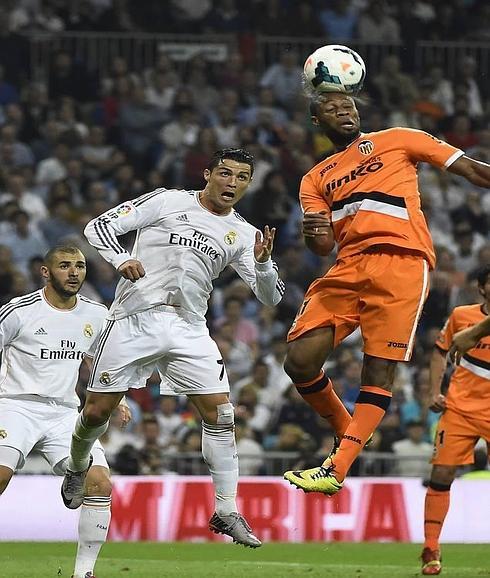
[0,0,489,477]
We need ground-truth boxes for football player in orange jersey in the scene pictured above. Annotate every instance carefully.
[283,91,490,496]
[450,307,490,363]
[421,265,490,575]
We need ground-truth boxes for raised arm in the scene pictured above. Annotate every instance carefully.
[449,316,490,364]
[232,226,284,307]
[447,155,490,189]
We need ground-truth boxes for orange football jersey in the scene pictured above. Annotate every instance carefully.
[436,304,490,419]
[300,128,464,268]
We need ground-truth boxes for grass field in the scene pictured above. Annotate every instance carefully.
[0,542,489,578]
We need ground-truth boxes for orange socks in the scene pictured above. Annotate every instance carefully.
[294,371,352,438]
[424,483,451,550]
[330,385,392,481]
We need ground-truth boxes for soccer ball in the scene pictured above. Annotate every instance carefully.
[303,44,366,96]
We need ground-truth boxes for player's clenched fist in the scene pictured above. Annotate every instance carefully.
[118,259,146,282]
[303,210,332,237]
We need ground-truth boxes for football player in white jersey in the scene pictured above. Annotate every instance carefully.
[62,148,285,547]
[0,245,130,578]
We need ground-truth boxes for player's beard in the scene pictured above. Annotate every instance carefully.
[50,275,83,298]
[327,126,361,148]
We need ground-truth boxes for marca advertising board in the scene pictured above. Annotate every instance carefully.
[0,476,488,542]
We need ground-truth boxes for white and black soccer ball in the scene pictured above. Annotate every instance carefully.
[303,44,366,96]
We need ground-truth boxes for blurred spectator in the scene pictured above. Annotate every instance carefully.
[451,219,486,273]
[155,396,184,448]
[157,104,200,182]
[284,1,324,37]
[357,0,400,43]
[0,170,48,223]
[235,417,264,475]
[1,209,48,275]
[452,55,484,118]
[319,0,358,41]
[392,420,433,477]
[336,359,363,413]
[119,85,166,173]
[451,191,488,237]
[35,141,70,188]
[0,123,34,167]
[100,408,139,465]
[235,384,272,438]
[182,127,219,189]
[214,296,259,350]
[137,414,165,475]
[372,55,418,114]
[399,367,439,439]
[259,50,304,111]
[48,50,95,103]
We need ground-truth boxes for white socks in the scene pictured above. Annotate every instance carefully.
[73,496,111,578]
[201,422,238,516]
[68,413,109,472]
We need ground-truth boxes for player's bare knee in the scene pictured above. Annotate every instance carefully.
[430,465,457,487]
[284,351,318,383]
[284,337,331,383]
[83,396,115,425]
[362,355,397,389]
[203,402,234,428]
[86,468,112,497]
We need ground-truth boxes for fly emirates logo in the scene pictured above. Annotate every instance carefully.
[325,157,383,196]
[169,230,219,260]
[40,339,84,360]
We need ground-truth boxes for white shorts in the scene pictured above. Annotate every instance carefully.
[88,307,230,396]
[0,397,108,473]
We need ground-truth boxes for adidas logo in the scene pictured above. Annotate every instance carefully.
[34,327,47,335]
[176,214,189,222]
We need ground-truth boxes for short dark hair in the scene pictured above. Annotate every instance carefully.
[477,265,490,287]
[208,148,254,176]
[43,244,84,266]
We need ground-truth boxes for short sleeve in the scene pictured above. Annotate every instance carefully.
[299,172,332,217]
[435,311,458,352]
[398,128,464,170]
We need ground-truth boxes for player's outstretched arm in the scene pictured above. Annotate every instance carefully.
[447,156,490,189]
[449,316,490,364]
[303,211,335,256]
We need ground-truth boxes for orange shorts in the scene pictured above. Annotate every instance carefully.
[431,408,490,466]
[287,249,430,361]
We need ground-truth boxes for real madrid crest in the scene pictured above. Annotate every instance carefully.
[0,430,7,439]
[224,231,237,245]
[358,140,374,155]
[83,323,94,338]
[99,372,111,385]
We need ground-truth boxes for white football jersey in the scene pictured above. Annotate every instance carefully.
[84,189,285,321]
[0,289,107,407]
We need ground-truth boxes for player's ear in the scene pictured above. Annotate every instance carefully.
[203,168,211,182]
[311,115,319,127]
[40,265,49,282]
